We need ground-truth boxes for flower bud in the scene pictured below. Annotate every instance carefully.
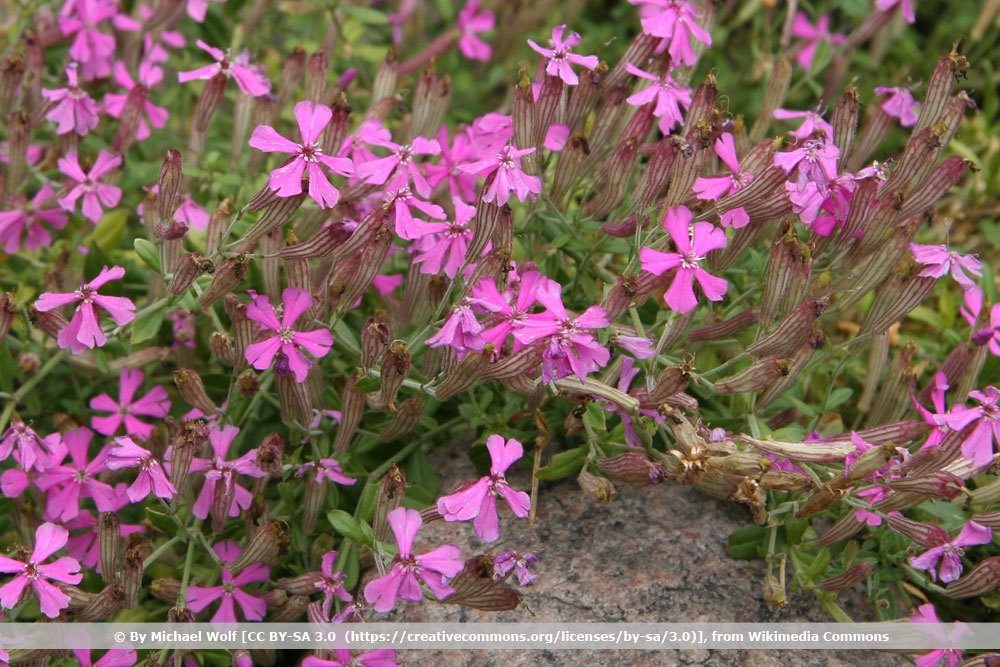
[605,33,657,89]
[193,73,227,138]
[882,128,944,196]
[944,557,1000,600]
[689,307,760,342]
[887,471,964,500]
[379,396,424,441]
[99,512,122,582]
[229,521,288,575]
[333,373,365,453]
[886,514,949,548]
[210,332,238,367]
[814,513,865,547]
[480,345,544,381]
[818,561,875,592]
[243,192,308,246]
[337,227,392,310]
[121,541,147,607]
[112,84,148,154]
[587,85,630,156]
[748,298,827,359]
[276,572,322,596]
[29,305,68,340]
[368,341,410,412]
[634,136,680,212]
[848,104,893,172]
[795,485,848,519]
[203,196,233,257]
[899,156,969,220]
[972,513,1000,531]
[173,368,219,415]
[410,66,451,141]
[321,92,351,156]
[468,201,511,261]
[274,47,306,112]
[597,452,666,486]
[647,364,692,404]
[584,137,639,219]
[532,74,564,153]
[150,577,181,603]
[270,595,310,622]
[197,253,250,309]
[373,465,407,544]
[577,469,618,503]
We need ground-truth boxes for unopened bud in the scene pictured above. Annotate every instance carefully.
[748,299,827,359]
[513,67,534,156]
[157,150,183,223]
[304,50,328,103]
[647,364,692,404]
[371,48,397,102]
[270,595,310,621]
[887,471,964,500]
[173,369,219,415]
[438,558,522,611]
[194,73,227,134]
[831,85,860,166]
[796,485,849,519]
[760,229,813,326]
[410,66,451,141]
[435,353,488,401]
[565,61,606,133]
[749,57,792,142]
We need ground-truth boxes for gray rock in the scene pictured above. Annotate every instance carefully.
[392,445,904,666]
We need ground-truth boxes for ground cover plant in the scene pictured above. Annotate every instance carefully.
[0,0,999,665]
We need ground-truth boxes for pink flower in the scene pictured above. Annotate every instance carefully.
[72,649,138,667]
[945,386,1000,467]
[382,184,446,240]
[630,0,711,66]
[303,650,397,667]
[363,507,464,613]
[315,551,352,620]
[248,101,354,208]
[790,12,845,70]
[527,25,598,85]
[106,436,177,502]
[437,434,531,542]
[909,243,982,291]
[876,0,916,23]
[0,523,82,618]
[692,133,754,228]
[459,144,541,205]
[245,287,333,383]
[774,138,840,186]
[34,265,135,352]
[639,205,728,313]
[773,108,834,141]
[426,298,486,357]
[493,550,539,586]
[960,287,1000,356]
[457,0,494,61]
[187,544,269,622]
[469,269,541,350]
[912,371,952,449]
[42,63,101,136]
[90,367,171,439]
[188,425,264,520]
[624,64,692,134]
[513,278,610,381]
[425,126,480,202]
[186,0,224,22]
[0,422,55,472]
[909,521,992,583]
[178,40,271,97]
[57,150,122,223]
[606,356,665,448]
[35,427,118,521]
[296,457,355,487]
[0,184,68,253]
[58,0,119,80]
[103,61,169,141]
[412,199,475,277]
[355,131,440,198]
[874,86,921,127]
[909,604,966,667]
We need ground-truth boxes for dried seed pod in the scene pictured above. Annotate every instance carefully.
[173,369,219,415]
[758,469,812,493]
[577,469,618,503]
[333,373,365,453]
[748,299,827,359]
[439,557,522,611]
[197,254,250,309]
[76,584,126,621]
[731,478,768,524]
[368,341,411,412]
[169,252,214,294]
[647,364,692,404]
[361,317,391,371]
[795,485,849,519]
[98,513,122,583]
[741,435,854,463]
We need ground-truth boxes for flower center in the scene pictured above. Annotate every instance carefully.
[75,286,96,303]
[680,251,703,269]
[278,327,296,343]
[24,561,39,580]
[300,142,323,163]
[397,145,413,164]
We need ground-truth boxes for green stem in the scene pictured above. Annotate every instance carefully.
[0,349,69,434]
[143,535,182,569]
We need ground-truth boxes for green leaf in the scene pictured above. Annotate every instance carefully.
[131,302,167,343]
[583,401,606,431]
[353,375,381,392]
[405,446,439,498]
[134,239,161,274]
[536,446,588,480]
[804,548,832,582]
[86,209,129,252]
[784,517,809,545]
[340,4,389,24]
[327,510,375,548]
[827,387,853,409]
[727,524,767,560]
[145,507,177,534]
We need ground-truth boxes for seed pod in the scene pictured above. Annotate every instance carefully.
[532,74,564,153]
[861,261,937,338]
[818,561,875,592]
[887,471,964,500]
[98,513,122,582]
[274,47,306,112]
[76,584,126,621]
[898,156,969,220]
[379,396,424,441]
[360,317,391,372]
[867,341,918,426]
[648,364,692,404]
[741,435,854,463]
[439,557,522,611]
[373,465,407,543]
[763,557,788,607]
[689,307,760,342]
[304,50,328,102]
[301,470,325,535]
[715,356,791,394]
[229,521,288,575]
[814,513,865,547]
[275,362,312,422]
[150,577,182,603]
[173,369,219,415]
[368,341,411,412]
[156,149,183,224]
[944,557,1000,600]
[435,352,488,401]
[577,469,618,503]
[935,91,974,149]
[197,254,250,309]
[210,333,238,367]
[169,253,214,294]
[371,48,397,102]
[409,67,450,142]
[121,544,146,607]
[796,485,849,519]
[254,432,285,480]
[565,61,606,132]
[0,292,14,344]
[839,219,919,311]
[276,571,322,596]
[749,57,792,142]
[914,50,969,136]
[831,85,860,166]
[760,229,812,326]
[333,373,365,453]
[758,469,812,492]
[203,196,233,257]
[597,452,666,486]
[270,594,310,622]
